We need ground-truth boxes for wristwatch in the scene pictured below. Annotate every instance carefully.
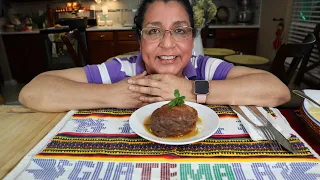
[194,80,210,104]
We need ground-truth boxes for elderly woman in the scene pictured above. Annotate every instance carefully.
[19,0,290,112]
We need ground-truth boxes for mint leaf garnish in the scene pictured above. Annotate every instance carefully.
[174,89,180,98]
[168,99,177,108]
[168,89,185,109]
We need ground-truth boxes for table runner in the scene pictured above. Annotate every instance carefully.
[5,105,320,180]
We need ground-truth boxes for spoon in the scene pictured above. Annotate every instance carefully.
[292,90,320,107]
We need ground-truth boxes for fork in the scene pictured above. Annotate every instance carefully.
[229,105,280,151]
[246,105,283,151]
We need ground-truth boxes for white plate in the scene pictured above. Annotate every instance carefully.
[129,101,220,145]
[302,89,320,126]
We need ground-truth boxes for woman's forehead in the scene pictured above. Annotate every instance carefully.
[143,1,190,27]
[144,21,189,27]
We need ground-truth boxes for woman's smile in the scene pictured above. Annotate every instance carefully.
[157,55,179,64]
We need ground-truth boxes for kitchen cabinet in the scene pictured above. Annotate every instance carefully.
[87,30,140,64]
[203,28,259,55]
[2,34,47,83]
[87,32,115,65]
[115,31,140,55]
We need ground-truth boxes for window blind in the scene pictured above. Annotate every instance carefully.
[288,0,320,82]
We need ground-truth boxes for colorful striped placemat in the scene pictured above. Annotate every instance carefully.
[5,106,320,180]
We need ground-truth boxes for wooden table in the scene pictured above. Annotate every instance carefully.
[224,54,270,65]
[0,106,66,179]
[204,48,236,57]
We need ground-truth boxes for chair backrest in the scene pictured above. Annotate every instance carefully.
[268,33,316,85]
[61,29,90,66]
[313,23,320,53]
[293,23,320,88]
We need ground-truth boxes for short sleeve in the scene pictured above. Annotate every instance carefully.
[194,56,234,80]
[210,60,234,80]
[83,58,122,84]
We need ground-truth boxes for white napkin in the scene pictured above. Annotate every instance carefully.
[234,106,294,141]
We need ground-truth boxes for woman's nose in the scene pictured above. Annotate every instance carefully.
[159,31,176,49]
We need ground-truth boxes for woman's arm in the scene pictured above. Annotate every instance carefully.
[19,68,147,112]
[205,66,291,107]
[126,66,290,107]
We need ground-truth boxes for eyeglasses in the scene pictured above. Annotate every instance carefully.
[140,26,193,41]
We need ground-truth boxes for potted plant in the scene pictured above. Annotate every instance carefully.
[192,0,217,56]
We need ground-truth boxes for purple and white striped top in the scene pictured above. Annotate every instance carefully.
[84,52,234,84]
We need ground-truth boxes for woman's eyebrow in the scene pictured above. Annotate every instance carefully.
[144,21,189,27]
[173,21,189,26]
[145,21,162,27]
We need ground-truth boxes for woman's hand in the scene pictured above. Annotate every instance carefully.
[110,71,149,108]
[127,74,195,103]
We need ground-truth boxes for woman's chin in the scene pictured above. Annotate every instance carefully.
[153,69,181,76]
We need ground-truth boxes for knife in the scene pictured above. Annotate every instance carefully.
[229,105,266,139]
[246,105,298,154]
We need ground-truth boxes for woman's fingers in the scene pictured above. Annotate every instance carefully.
[132,71,147,79]
[144,74,163,80]
[139,95,164,103]
[128,85,161,96]
[137,102,149,108]
[128,78,162,88]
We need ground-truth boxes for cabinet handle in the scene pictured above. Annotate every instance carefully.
[208,33,214,37]
[231,33,236,37]
[100,35,105,38]
[128,34,134,37]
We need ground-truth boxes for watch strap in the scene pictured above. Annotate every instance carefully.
[197,94,207,104]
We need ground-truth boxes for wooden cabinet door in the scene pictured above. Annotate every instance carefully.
[115,41,140,56]
[2,34,47,83]
[215,39,257,55]
[24,34,47,81]
[2,35,26,82]
[88,41,115,64]
[215,28,259,55]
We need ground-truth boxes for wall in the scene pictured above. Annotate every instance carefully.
[212,0,261,25]
[256,0,292,62]
[9,0,140,25]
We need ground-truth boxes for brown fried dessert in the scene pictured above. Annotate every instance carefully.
[150,104,198,137]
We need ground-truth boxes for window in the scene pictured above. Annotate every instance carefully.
[288,0,320,81]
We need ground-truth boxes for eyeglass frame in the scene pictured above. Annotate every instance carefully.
[140,26,194,42]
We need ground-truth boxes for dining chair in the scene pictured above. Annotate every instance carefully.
[268,33,316,86]
[294,23,320,88]
[61,29,90,67]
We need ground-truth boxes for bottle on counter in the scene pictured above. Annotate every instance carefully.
[47,4,54,27]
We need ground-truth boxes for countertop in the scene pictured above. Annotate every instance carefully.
[0,29,40,35]
[0,23,260,35]
[86,25,134,31]
[0,105,66,179]
[208,24,260,28]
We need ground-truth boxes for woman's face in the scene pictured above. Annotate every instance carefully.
[141,1,194,76]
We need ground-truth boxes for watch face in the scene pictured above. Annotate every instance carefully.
[195,81,209,94]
